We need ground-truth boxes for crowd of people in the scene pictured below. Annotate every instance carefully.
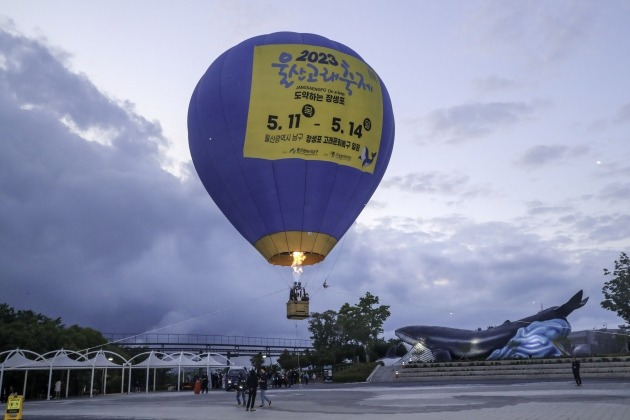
[234,367,312,411]
[188,366,316,412]
[267,369,309,387]
[190,371,229,393]
[232,367,272,411]
[190,368,312,390]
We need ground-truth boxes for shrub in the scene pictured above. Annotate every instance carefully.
[333,363,379,383]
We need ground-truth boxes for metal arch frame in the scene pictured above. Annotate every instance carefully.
[0,348,231,400]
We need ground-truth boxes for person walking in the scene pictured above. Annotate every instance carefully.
[258,367,271,407]
[54,380,62,399]
[236,372,247,406]
[245,368,258,411]
[572,357,582,386]
[201,374,209,394]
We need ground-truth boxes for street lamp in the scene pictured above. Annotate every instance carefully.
[262,354,272,370]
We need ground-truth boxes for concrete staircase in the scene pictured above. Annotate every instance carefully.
[368,357,630,383]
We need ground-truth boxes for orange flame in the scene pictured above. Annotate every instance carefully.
[291,251,305,279]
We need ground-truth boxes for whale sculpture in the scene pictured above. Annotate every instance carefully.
[395,290,588,361]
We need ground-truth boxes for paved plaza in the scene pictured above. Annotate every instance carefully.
[15,379,630,420]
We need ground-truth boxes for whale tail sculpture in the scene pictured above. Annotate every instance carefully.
[556,290,589,318]
[395,290,589,362]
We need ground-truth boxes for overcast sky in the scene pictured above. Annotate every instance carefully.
[1,1,629,345]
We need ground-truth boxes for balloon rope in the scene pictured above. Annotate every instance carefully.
[325,232,347,281]
[89,287,288,353]
[309,231,348,298]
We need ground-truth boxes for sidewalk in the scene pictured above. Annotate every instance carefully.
[16,379,630,420]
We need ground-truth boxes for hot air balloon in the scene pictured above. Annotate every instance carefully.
[188,32,394,319]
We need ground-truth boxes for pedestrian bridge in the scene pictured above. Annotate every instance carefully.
[103,333,313,357]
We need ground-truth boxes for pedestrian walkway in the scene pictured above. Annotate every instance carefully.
[14,379,630,419]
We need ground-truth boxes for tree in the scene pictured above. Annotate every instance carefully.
[300,349,313,368]
[0,303,108,353]
[308,310,344,350]
[277,349,299,371]
[372,338,406,360]
[337,292,390,363]
[250,352,265,370]
[307,293,391,365]
[601,251,630,324]
[308,309,368,365]
[310,347,338,367]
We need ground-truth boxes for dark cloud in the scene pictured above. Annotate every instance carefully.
[424,101,535,143]
[471,1,595,67]
[584,103,630,134]
[383,171,470,195]
[525,200,573,216]
[0,27,623,344]
[599,182,630,202]
[382,171,494,206]
[572,214,630,243]
[0,27,254,335]
[339,218,620,334]
[515,144,569,168]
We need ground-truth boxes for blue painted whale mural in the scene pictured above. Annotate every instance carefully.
[395,290,588,361]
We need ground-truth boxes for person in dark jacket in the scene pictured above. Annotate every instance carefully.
[236,372,247,406]
[258,367,271,407]
[201,374,209,394]
[572,357,582,386]
[245,368,258,411]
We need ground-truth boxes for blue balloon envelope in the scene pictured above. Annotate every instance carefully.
[188,32,394,266]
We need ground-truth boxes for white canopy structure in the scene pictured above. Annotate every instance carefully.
[126,351,230,393]
[0,348,231,400]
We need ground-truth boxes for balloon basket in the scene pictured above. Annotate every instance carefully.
[286,301,309,320]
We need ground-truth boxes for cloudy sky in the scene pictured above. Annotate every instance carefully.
[1,1,629,346]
